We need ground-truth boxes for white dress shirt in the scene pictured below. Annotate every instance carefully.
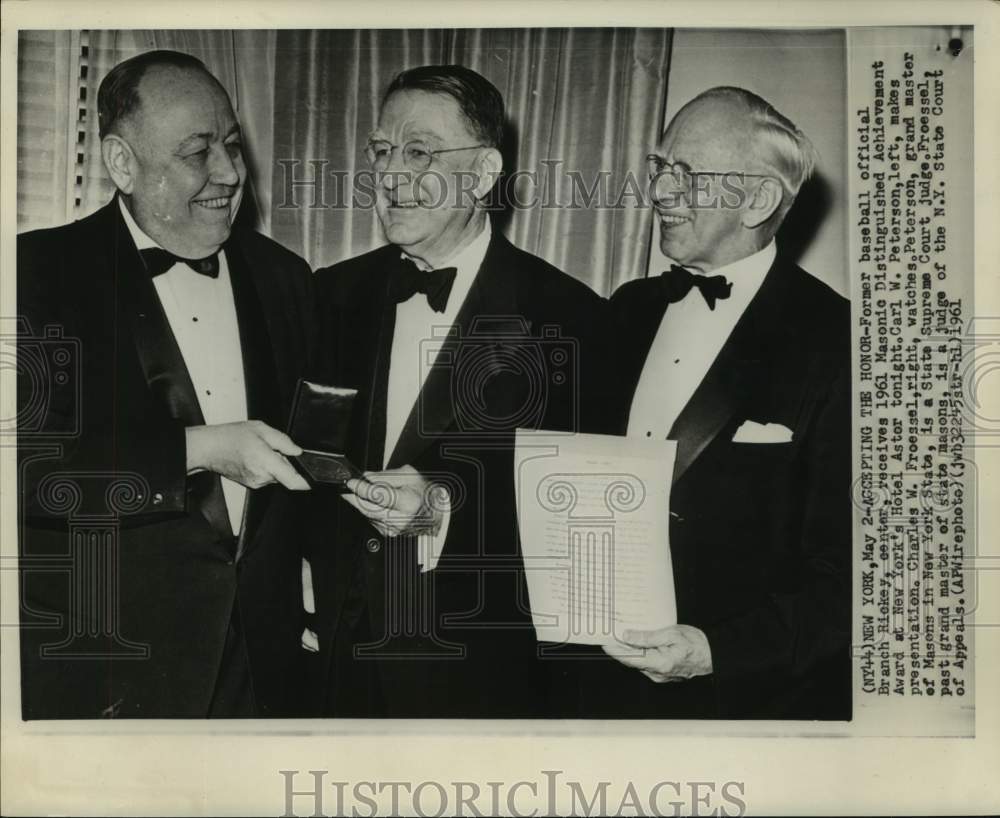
[336,219,492,576]
[627,240,776,441]
[384,220,490,461]
[391,219,491,570]
[119,198,248,535]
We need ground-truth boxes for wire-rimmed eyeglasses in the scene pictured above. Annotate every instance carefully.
[646,154,776,189]
[366,139,487,172]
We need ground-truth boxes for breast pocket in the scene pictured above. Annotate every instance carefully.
[729,440,798,462]
[718,438,801,493]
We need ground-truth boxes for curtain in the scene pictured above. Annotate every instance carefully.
[17,28,672,294]
[451,28,671,295]
[16,30,79,231]
[271,28,672,295]
[16,29,275,232]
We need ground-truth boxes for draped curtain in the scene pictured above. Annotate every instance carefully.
[17,29,276,232]
[17,28,673,294]
[272,28,672,294]
[17,30,79,231]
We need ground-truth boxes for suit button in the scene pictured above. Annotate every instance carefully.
[366,537,381,553]
[152,492,164,505]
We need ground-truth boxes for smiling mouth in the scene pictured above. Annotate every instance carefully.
[388,200,423,209]
[658,212,691,227]
[194,196,232,211]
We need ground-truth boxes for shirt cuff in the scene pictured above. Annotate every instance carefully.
[301,557,315,613]
[418,486,451,573]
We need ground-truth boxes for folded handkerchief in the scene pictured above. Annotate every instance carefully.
[732,420,793,443]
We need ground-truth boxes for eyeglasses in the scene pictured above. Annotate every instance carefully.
[646,154,775,189]
[366,139,488,172]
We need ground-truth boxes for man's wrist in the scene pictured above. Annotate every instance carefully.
[184,425,208,474]
[423,483,450,535]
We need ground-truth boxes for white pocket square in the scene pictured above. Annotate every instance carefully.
[732,420,793,443]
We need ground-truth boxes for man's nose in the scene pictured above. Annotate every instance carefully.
[655,192,687,207]
[379,147,411,190]
[651,177,689,209]
[208,144,241,187]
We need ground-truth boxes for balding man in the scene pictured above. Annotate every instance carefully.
[585,86,851,718]
[17,50,319,717]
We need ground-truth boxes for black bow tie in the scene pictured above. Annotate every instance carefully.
[388,256,457,313]
[660,264,732,311]
[140,247,220,278]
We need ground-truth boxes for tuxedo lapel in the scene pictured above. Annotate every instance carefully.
[112,204,205,430]
[616,288,671,435]
[339,250,395,471]
[110,199,233,541]
[386,233,520,470]
[225,235,283,557]
[668,258,787,486]
[227,237,281,428]
[667,329,752,486]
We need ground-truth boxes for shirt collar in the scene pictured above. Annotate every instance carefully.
[665,239,776,319]
[706,239,776,286]
[118,196,160,251]
[118,196,229,262]
[402,218,492,280]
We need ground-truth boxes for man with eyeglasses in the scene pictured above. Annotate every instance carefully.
[17,50,319,718]
[582,86,851,718]
[308,64,606,717]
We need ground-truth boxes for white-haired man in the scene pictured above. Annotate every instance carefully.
[586,86,851,718]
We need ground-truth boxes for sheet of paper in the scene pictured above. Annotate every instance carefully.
[515,430,677,645]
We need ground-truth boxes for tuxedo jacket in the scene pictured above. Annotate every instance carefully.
[584,255,852,719]
[17,199,319,718]
[310,230,608,717]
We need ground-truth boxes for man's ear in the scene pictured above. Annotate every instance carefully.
[472,147,503,201]
[740,177,783,229]
[101,135,136,195]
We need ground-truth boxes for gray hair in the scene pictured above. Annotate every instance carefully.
[693,86,818,217]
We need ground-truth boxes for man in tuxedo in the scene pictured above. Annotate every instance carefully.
[309,65,606,717]
[17,50,318,717]
[589,86,851,718]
